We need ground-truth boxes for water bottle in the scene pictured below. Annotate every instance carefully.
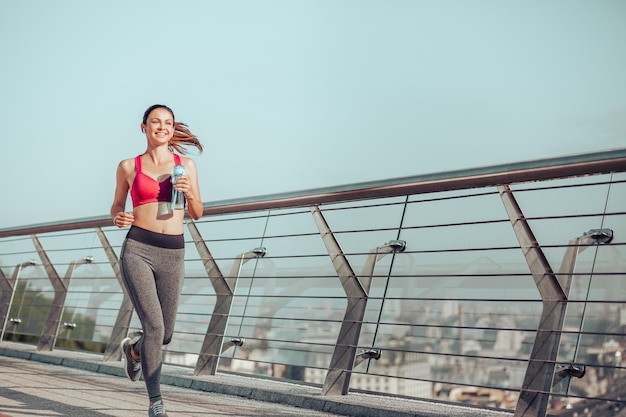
[171,164,186,210]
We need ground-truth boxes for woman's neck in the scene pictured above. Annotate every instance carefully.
[143,146,173,165]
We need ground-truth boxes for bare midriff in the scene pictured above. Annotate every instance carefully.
[132,203,185,235]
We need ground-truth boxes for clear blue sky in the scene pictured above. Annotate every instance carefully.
[1,1,624,229]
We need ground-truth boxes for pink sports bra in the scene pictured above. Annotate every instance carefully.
[130,153,181,208]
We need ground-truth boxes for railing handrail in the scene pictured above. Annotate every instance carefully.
[2,147,625,238]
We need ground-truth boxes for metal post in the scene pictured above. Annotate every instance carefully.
[34,232,93,351]
[312,205,406,395]
[97,227,136,361]
[498,185,613,417]
[187,219,266,376]
[0,260,37,341]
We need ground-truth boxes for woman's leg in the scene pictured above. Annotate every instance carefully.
[153,247,185,347]
[120,239,184,401]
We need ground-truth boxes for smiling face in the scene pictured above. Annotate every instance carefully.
[141,107,175,146]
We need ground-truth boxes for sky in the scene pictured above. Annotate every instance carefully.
[0,0,624,230]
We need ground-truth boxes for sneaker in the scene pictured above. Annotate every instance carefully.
[149,400,168,417]
[121,337,141,381]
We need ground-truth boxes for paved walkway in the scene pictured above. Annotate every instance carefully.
[0,357,348,417]
[0,342,510,417]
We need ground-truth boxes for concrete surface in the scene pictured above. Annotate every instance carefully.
[0,342,512,417]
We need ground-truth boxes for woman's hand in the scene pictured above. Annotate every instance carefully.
[173,175,192,195]
[113,211,135,228]
[176,158,203,220]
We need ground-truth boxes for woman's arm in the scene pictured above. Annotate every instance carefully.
[110,159,135,227]
[178,157,203,220]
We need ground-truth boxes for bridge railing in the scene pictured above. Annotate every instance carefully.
[1,148,625,417]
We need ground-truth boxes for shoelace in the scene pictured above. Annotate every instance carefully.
[131,361,141,371]
[151,401,165,416]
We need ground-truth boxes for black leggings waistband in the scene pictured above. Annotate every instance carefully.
[126,226,185,249]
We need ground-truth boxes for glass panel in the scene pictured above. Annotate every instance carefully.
[406,189,505,225]
[191,212,269,273]
[605,178,626,213]
[565,301,626,402]
[4,267,52,342]
[321,197,406,232]
[0,236,38,271]
[511,180,612,218]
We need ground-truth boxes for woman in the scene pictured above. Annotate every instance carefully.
[110,104,203,417]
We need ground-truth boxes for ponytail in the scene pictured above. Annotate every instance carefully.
[170,121,203,155]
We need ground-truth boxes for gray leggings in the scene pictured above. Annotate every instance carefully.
[120,227,185,400]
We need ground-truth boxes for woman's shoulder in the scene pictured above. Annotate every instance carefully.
[117,157,137,173]
[179,155,197,168]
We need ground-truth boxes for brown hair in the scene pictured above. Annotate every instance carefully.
[142,104,203,155]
